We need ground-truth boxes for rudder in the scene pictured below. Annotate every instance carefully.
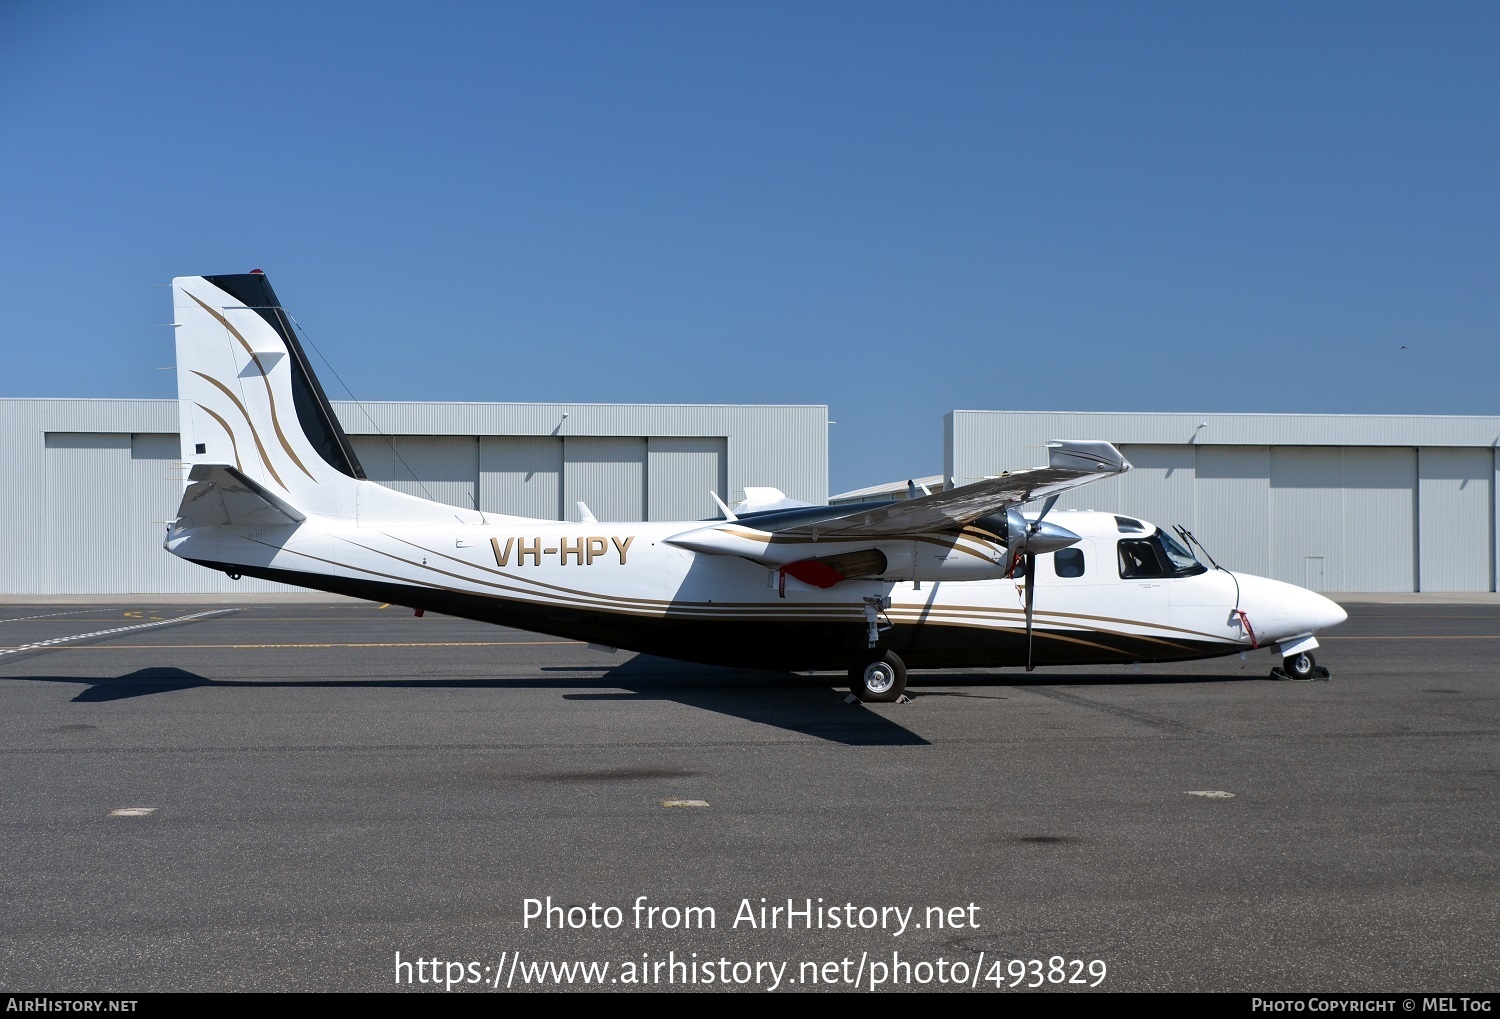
[173,272,365,512]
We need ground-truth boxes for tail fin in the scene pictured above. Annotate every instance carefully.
[173,272,366,514]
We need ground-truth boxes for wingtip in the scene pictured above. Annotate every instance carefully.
[1047,440,1130,473]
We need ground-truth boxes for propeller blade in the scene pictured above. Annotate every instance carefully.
[1036,493,1060,524]
[1004,505,1029,577]
[1024,552,1037,671]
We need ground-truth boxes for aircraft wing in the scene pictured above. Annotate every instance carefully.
[764,440,1130,537]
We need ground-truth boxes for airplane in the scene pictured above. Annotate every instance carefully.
[164,271,1348,702]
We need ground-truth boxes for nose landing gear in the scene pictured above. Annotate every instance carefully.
[1284,651,1316,679]
[1272,651,1330,682]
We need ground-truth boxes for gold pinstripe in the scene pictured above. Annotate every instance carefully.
[235,521,1234,654]
[185,290,318,483]
[306,534,1231,652]
[191,373,286,488]
[391,533,1218,636]
[191,402,244,472]
[258,531,1222,655]
[380,533,1225,647]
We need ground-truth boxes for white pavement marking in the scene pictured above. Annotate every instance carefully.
[0,610,238,657]
[0,608,115,624]
[1185,790,1236,798]
[662,799,710,808]
[108,807,157,817]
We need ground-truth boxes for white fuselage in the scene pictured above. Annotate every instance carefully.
[167,504,1346,672]
[164,272,1347,679]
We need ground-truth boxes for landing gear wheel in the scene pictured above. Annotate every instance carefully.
[1283,651,1317,680]
[850,650,907,703]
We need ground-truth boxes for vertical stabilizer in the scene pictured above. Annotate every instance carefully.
[173,272,366,516]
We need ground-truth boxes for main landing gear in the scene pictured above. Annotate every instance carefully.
[848,595,908,703]
[850,649,907,703]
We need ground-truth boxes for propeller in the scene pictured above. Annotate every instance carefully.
[1001,494,1075,671]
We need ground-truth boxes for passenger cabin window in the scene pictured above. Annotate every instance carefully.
[1054,548,1085,578]
[1118,531,1207,579]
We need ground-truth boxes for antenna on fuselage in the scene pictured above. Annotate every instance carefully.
[710,492,738,522]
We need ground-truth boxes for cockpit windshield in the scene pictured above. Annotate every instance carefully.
[1118,530,1207,579]
[1157,529,1204,574]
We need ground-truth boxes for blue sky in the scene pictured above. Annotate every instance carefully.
[3,1,1496,493]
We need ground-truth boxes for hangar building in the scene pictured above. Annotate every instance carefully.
[944,411,1500,594]
[0,398,827,594]
[6,400,1497,594]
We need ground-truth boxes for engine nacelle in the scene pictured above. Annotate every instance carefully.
[664,522,1019,584]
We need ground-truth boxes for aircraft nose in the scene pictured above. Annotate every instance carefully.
[1238,575,1348,640]
[1311,592,1348,630]
[1283,585,1347,635]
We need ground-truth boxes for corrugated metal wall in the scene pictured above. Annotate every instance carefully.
[44,433,132,594]
[1045,444,1197,535]
[1418,448,1494,592]
[1269,447,1343,590]
[1337,447,1417,593]
[350,433,729,523]
[353,435,480,511]
[1197,446,1272,578]
[562,437,647,522]
[948,411,1500,592]
[2,399,826,593]
[12,401,1500,594]
[479,437,563,519]
[647,437,727,522]
[129,434,212,592]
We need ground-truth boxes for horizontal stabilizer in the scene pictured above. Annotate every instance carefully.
[175,464,307,529]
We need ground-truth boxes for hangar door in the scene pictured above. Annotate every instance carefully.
[1036,444,1197,538]
[1418,448,1494,592]
[1269,447,1416,593]
[351,435,480,512]
[44,433,133,593]
[43,433,291,593]
[354,434,727,523]
[1189,446,1420,592]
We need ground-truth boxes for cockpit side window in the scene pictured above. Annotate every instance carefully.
[1118,539,1165,578]
[1118,533,1207,579]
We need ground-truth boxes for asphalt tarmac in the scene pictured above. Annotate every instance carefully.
[0,597,1495,992]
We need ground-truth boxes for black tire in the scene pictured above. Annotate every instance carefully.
[1283,651,1317,680]
[850,650,907,703]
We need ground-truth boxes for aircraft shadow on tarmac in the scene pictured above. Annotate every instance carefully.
[6,655,1260,747]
